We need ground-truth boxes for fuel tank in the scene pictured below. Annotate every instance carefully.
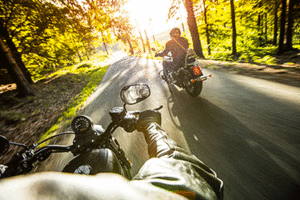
[62,148,122,175]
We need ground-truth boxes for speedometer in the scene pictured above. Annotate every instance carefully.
[71,115,93,134]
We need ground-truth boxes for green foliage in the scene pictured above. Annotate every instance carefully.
[189,0,299,60]
[253,55,276,65]
[206,45,278,65]
[1,0,130,82]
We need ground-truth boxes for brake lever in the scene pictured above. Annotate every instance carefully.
[154,105,163,111]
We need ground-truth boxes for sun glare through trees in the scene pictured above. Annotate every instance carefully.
[124,0,186,35]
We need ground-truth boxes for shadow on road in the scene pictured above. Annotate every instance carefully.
[165,87,300,200]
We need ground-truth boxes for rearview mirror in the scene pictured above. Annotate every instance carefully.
[0,135,9,156]
[120,84,150,105]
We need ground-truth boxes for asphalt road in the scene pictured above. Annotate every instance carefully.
[38,52,300,200]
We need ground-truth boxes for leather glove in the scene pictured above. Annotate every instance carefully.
[137,110,161,132]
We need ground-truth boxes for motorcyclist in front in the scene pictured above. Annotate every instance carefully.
[0,110,223,200]
[155,27,189,81]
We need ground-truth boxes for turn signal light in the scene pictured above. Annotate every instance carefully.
[193,66,201,75]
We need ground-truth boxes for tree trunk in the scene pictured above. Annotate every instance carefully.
[103,42,109,55]
[265,13,268,42]
[0,38,34,97]
[0,21,33,84]
[273,1,279,45]
[278,0,287,54]
[77,50,82,62]
[286,0,295,50]
[127,38,134,54]
[102,37,109,55]
[230,0,237,56]
[139,30,146,53]
[184,0,205,58]
[144,30,151,53]
[257,2,263,46]
[202,0,211,55]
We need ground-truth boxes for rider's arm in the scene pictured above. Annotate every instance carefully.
[156,41,171,57]
[135,111,224,200]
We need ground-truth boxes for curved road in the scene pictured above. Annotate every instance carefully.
[39,52,300,200]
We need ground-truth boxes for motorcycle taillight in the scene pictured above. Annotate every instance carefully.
[193,66,201,75]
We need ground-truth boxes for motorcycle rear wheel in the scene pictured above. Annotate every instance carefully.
[182,71,203,97]
[163,70,174,94]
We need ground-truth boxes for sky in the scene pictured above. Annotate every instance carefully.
[124,0,187,35]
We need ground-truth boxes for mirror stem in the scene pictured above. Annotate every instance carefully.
[123,103,127,113]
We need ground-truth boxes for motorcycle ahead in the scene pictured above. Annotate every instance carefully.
[0,83,162,180]
[160,48,212,97]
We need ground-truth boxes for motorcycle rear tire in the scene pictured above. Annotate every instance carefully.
[186,81,203,97]
[181,71,203,97]
[163,70,174,95]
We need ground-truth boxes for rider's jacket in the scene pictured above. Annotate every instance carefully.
[158,37,189,66]
[0,123,223,200]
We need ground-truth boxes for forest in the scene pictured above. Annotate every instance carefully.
[0,0,299,97]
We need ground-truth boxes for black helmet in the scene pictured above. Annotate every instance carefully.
[170,27,181,37]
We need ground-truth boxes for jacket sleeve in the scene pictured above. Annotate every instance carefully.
[158,41,171,57]
[183,38,189,49]
[134,122,224,200]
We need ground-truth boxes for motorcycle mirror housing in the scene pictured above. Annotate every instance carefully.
[0,135,9,156]
[120,84,150,105]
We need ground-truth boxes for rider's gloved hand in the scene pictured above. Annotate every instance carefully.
[154,53,160,57]
[137,110,161,132]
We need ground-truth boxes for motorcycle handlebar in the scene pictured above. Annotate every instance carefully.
[1,106,164,179]
[121,106,163,132]
[0,145,73,179]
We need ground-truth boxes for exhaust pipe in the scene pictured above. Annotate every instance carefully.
[191,74,212,83]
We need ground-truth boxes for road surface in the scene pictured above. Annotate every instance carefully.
[39,52,300,200]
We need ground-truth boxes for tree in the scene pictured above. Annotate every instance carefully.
[278,0,287,54]
[0,38,34,97]
[273,0,280,45]
[0,0,75,82]
[202,0,211,55]
[139,30,146,53]
[144,30,151,53]
[0,19,33,84]
[230,0,237,56]
[286,0,295,50]
[184,0,205,58]
[168,0,205,58]
[0,0,129,84]
[110,15,137,54]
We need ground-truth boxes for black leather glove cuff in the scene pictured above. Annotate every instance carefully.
[137,110,161,132]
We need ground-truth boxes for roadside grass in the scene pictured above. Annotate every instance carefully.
[144,42,300,66]
[38,58,109,145]
[139,45,284,66]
